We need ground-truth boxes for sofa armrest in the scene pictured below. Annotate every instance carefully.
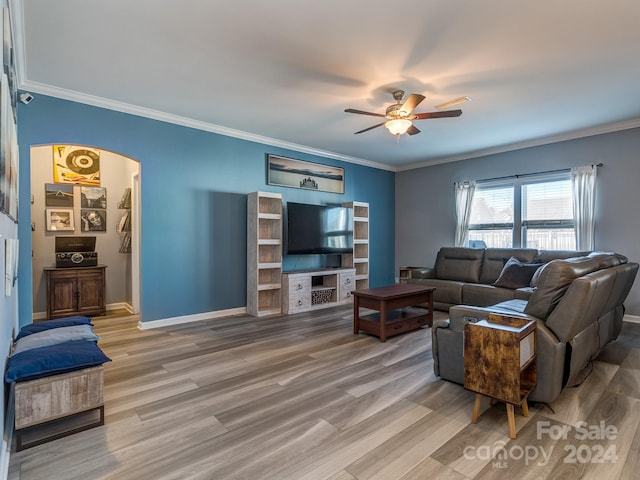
[410,267,435,279]
[448,304,536,332]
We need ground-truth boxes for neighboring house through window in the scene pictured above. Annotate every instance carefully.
[468,173,575,250]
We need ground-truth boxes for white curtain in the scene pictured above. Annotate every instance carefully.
[571,165,597,250]
[454,181,476,247]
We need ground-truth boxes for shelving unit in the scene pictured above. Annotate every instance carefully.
[282,268,355,314]
[247,192,283,317]
[342,201,369,290]
[116,188,132,253]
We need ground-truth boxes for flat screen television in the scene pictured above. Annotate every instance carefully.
[286,202,353,255]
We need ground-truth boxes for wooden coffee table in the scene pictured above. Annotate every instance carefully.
[352,284,435,342]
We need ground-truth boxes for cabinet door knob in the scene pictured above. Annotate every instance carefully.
[296,284,303,290]
[297,300,302,305]
[345,278,351,283]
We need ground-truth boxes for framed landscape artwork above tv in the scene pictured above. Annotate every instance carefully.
[267,154,344,194]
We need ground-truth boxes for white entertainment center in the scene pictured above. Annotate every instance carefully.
[246,192,369,317]
[282,268,355,314]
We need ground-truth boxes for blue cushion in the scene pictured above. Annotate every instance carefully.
[5,340,111,383]
[11,325,100,356]
[16,317,93,340]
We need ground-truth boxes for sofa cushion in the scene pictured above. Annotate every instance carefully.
[492,256,543,289]
[524,255,607,319]
[434,247,484,283]
[409,278,464,306]
[462,283,516,307]
[479,248,537,284]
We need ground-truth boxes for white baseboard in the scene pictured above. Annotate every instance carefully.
[624,314,640,324]
[32,302,134,321]
[137,307,247,330]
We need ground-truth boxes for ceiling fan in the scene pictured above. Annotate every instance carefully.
[344,90,466,136]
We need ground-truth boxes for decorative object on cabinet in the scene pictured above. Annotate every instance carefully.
[46,208,75,231]
[53,145,101,185]
[44,265,107,319]
[247,191,283,316]
[464,314,537,439]
[341,201,369,290]
[267,154,344,194]
[45,183,74,207]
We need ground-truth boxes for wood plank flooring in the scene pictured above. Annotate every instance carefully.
[8,307,640,479]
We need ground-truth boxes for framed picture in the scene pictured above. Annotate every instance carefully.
[80,186,107,208]
[53,145,101,185]
[267,154,344,194]
[80,209,106,232]
[46,208,74,231]
[45,183,74,207]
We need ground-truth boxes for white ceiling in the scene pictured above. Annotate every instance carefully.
[13,0,640,171]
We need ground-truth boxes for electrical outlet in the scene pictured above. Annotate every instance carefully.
[464,316,478,323]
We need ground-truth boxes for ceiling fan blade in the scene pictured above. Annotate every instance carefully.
[413,109,463,119]
[354,122,385,134]
[400,94,425,114]
[406,125,421,135]
[344,108,386,117]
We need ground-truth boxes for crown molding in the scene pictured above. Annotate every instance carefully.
[396,118,640,172]
[18,79,396,172]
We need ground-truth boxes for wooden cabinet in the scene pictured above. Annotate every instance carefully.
[247,191,283,317]
[341,201,369,290]
[464,314,537,438]
[44,266,107,320]
[282,268,356,314]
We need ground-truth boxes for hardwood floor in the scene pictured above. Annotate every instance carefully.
[8,307,640,479]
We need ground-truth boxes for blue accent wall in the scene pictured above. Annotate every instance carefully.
[17,95,395,324]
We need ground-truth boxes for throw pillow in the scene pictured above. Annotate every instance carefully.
[16,316,93,340]
[12,325,100,356]
[5,340,111,383]
[493,257,543,289]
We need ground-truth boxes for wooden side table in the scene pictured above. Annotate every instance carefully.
[463,314,537,439]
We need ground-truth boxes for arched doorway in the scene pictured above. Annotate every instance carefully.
[30,144,141,320]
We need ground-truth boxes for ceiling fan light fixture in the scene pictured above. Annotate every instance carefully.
[435,96,471,110]
[385,118,412,136]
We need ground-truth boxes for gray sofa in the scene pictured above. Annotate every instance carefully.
[430,251,638,404]
[406,247,590,311]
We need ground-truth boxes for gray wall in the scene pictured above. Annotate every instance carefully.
[396,127,640,316]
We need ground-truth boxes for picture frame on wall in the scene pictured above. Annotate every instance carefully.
[45,183,74,207]
[267,154,344,194]
[80,209,106,232]
[80,186,107,209]
[53,145,101,185]
[46,208,75,232]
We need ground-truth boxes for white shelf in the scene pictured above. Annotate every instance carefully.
[247,192,283,317]
[258,213,281,220]
[258,239,281,245]
[342,201,369,290]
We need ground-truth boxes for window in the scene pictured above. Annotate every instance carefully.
[468,173,575,249]
[522,178,575,250]
[469,184,514,248]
